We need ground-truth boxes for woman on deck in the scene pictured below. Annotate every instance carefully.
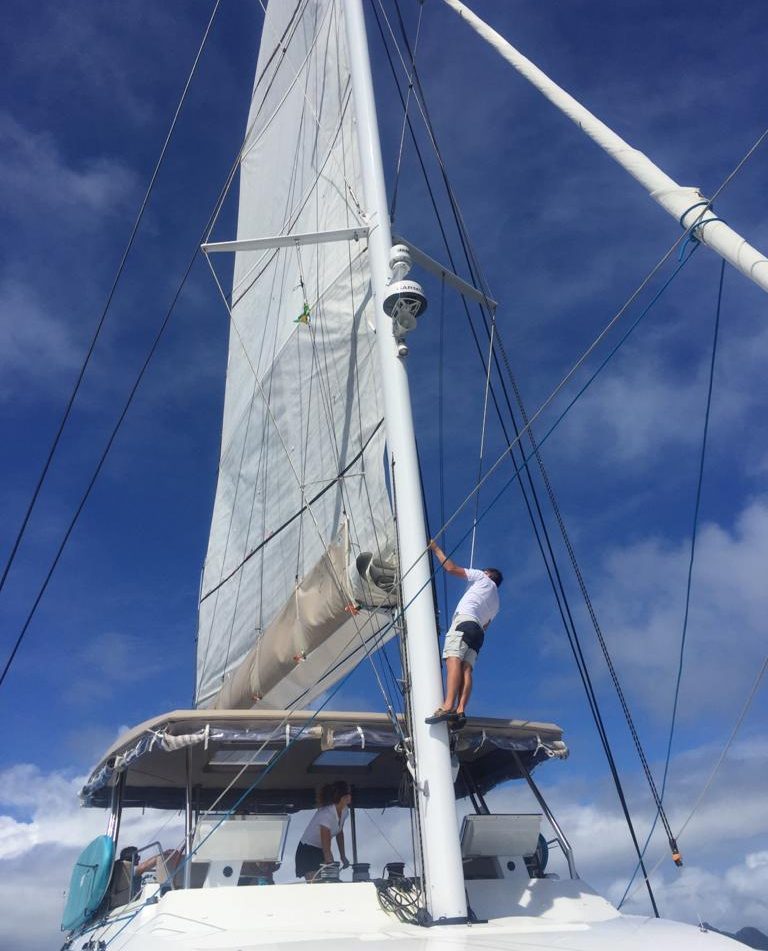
[295,781,352,881]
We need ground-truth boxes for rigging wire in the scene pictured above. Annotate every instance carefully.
[469,314,495,567]
[618,259,727,906]
[373,0,699,560]
[437,277,449,622]
[377,3,704,915]
[388,0,425,224]
[0,0,221,604]
[380,0,768,564]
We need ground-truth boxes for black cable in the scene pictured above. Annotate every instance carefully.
[0,0,221,603]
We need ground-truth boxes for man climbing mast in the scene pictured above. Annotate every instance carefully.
[426,540,503,728]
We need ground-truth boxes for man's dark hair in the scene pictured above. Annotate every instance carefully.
[485,568,503,587]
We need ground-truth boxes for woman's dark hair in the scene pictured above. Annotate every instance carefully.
[485,568,503,587]
[119,846,139,862]
[317,780,351,806]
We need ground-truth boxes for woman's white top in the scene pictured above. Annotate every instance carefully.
[300,804,348,848]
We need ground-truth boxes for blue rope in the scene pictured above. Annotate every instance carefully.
[677,200,711,230]
[618,259,726,909]
[677,199,725,261]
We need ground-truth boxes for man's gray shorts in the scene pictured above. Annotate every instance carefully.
[442,614,479,669]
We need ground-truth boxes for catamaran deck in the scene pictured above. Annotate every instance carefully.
[65,879,743,950]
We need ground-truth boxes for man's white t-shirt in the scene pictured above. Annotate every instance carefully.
[454,568,499,629]
[300,804,348,848]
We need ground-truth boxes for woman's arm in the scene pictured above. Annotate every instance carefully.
[320,825,333,864]
[336,830,349,868]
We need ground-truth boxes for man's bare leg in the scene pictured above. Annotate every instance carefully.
[456,662,473,715]
[443,657,462,711]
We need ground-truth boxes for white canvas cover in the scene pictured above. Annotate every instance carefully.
[196,0,394,708]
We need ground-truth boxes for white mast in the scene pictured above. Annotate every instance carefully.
[442,0,768,295]
[344,0,468,924]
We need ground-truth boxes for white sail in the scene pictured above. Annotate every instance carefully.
[196,0,395,709]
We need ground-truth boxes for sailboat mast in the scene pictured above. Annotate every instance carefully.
[343,0,468,924]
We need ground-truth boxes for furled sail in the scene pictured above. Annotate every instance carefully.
[196,0,395,710]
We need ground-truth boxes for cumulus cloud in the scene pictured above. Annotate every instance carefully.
[0,113,138,224]
[557,304,768,470]
[590,496,768,718]
[0,276,81,398]
[0,762,183,949]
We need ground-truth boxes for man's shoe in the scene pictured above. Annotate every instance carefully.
[425,707,455,724]
[452,713,467,730]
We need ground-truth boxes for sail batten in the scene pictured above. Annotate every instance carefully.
[196,0,394,710]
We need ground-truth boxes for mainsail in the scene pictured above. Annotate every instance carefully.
[196,0,395,710]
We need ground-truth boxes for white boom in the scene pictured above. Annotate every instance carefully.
[442,0,768,294]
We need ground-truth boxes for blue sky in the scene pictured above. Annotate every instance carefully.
[1,1,767,947]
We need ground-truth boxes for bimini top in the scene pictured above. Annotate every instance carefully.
[81,709,567,811]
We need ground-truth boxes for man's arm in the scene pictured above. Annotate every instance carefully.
[429,540,467,579]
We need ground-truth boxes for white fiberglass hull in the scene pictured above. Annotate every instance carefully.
[66,880,743,950]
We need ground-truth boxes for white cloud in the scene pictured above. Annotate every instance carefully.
[0,113,138,224]
[591,496,768,718]
[616,854,768,935]
[558,307,768,469]
[0,762,183,949]
[0,765,105,860]
[0,276,81,398]
[64,631,171,707]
